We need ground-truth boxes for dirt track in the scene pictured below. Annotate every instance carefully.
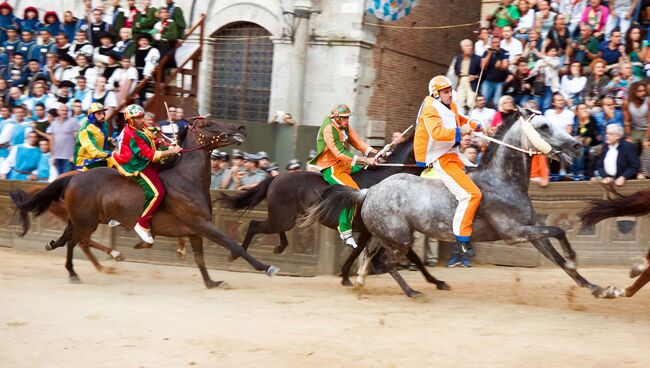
[1,247,649,368]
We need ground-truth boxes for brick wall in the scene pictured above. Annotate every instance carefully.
[367,0,481,138]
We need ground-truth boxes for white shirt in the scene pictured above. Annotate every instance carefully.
[559,75,587,101]
[517,9,536,31]
[469,107,497,127]
[81,90,117,111]
[544,108,575,132]
[475,40,488,57]
[604,143,619,176]
[108,66,139,96]
[500,38,523,62]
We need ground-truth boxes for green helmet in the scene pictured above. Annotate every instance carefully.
[330,104,351,118]
[125,104,145,122]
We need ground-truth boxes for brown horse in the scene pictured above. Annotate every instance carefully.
[11,118,278,287]
[580,187,650,298]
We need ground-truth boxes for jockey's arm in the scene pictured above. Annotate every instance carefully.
[323,124,374,166]
[79,129,111,158]
[422,101,461,144]
[131,136,180,162]
[458,114,483,132]
[348,128,377,157]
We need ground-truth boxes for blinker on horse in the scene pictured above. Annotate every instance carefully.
[303,110,608,298]
[11,118,278,287]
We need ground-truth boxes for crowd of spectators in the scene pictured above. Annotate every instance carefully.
[0,0,187,180]
[451,0,650,185]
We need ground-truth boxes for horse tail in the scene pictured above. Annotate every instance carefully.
[579,189,650,226]
[10,175,74,234]
[219,175,275,211]
[300,185,368,227]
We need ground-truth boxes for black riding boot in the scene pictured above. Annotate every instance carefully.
[457,240,475,257]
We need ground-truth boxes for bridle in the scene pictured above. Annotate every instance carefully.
[159,116,234,153]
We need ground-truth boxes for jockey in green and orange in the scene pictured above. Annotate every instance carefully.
[309,104,378,248]
[112,104,182,244]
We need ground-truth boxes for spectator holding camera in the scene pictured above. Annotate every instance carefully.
[486,0,520,36]
[481,35,510,108]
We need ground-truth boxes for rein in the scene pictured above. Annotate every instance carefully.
[158,116,230,153]
[475,132,542,156]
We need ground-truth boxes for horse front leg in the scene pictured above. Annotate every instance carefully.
[87,239,125,261]
[188,235,225,289]
[191,220,279,276]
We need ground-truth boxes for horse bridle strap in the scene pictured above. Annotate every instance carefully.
[474,132,541,156]
[160,117,229,153]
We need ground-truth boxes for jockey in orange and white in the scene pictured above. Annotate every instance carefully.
[414,75,483,256]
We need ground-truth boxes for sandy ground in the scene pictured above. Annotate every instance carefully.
[0,247,649,368]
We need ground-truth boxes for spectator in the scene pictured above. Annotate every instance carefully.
[124,0,141,29]
[69,30,94,60]
[608,61,639,107]
[45,104,78,174]
[83,76,117,121]
[62,11,86,44]
[623,81,649,150]
[469,94,497,126]
[545,93,576,134]
[570,23,601,67]
[508,58,533,105]
[174,107,188,127]
[486,0,520,36]
[543,13,572,66]
[103,52,121,81]
[53,33,72,59]
[74,54,97,89]
[595,123,640,185]
[515,0,535,41]
[531,45,561,111]
[0,2,18,45]
[26,82,56,117]
[462,145,480,166]
[164,0,187,37]
[235,153,267,190]
[133,33,159,82]
[222,149,244,190]
[35,138,56,182]
[94,32,117,65]
[286,158,302,172]
[6,53,27,89]
[594,96,625,135]
[106,0,126,31]
[10,105,33,146]
[599,28,625,66]
[114,28,135,59]
[71,99,86,124]
[36,29,56,67]
[3,25,19,59]
[560,61,587,106]
[0,105,14,161]
[6,86,27,108]
[32,103,47,131]
[0,78,6,101]
[625,26,646,78]
[474,27,491,57]
[481,35,510,108]
[257,151,271,171]
[535,0,557,39]
[573,103,602,176]
[18,7,41,36]
[111,56,139,107]
[522,29,543,68]
[500,25,523,63]
[582,58,610,101]
[53,54,79,86]
[582,0,610,40]
[87,7,113,47]
[0,130,42,180]
[17,30,39,65]
[152,7,180,68]
[42,11,63,38]
[268,111,298,124]
[559,0,588,36]
[210,151,231,189]
[605,0,637,39]
[132,0,157,37]
[490,95,518,134]
[454,39,482,112]
[72,76,91,103]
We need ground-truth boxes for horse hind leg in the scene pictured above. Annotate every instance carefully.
[87,239,125,262]
[388,268,422,298]
[79,239,104,272]
[341,231,370,287]
[189,235,226,289]
[274,231,289,254]
[229,219,282,262]
[406,248,450,291]
[45,223,73,251]
[65,239,81,283]
[176,237,186,260]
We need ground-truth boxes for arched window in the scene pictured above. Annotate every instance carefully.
[210,22,273,123]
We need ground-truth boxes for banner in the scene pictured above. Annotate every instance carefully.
[366,0,417,22]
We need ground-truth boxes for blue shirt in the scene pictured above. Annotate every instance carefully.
[593,110,624,136]
[598,41,622,65]
[36,152,51,181]
[7,144,42,180]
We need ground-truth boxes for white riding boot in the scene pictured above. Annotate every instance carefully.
[134,223,154,244]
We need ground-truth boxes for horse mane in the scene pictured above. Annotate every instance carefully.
[478,111,521,168]
[158,124,190,171]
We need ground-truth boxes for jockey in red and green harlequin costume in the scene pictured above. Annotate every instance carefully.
[308,103,378,249]
[112,104,182,244]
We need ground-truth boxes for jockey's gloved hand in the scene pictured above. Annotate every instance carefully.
[364,156,377,166]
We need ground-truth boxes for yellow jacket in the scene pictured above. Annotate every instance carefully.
[73,118,113,170]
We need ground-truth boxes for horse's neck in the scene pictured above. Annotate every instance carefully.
[481,123,532,193]
[169,130,211,188]
[353,140,420,188]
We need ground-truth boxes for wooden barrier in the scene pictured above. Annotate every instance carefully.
[1,180,649,275]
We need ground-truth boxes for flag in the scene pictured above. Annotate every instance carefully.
[366,0,417,22]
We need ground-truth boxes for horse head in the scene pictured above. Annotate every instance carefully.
[188,118,247,150]
[519,108,583,166]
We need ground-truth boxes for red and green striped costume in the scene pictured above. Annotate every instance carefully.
[112,124,165,230]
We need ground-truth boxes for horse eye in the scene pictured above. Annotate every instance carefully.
[539,123,549,131]
[206,121,212,127]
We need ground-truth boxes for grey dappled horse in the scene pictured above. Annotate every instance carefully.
[304,110,607,297]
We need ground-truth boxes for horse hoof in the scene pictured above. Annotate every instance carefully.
[69,275,81,284]
[273,246,283,254]
[407,290,424,298]
[436,282,451,291]
[341,278,353,287]
[44,241,55,251]
[592,285,625,299]
[176,249,186,260]
[266,265,279,277]
[207,281,229,289]
[630,261,648,278]
[110,250,125,262]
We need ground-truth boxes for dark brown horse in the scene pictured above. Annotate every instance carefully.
[221,134,450,290]
[580,187,650,298]
[11,119,278,287]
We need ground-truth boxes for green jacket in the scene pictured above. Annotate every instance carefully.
[132,7,157,38]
